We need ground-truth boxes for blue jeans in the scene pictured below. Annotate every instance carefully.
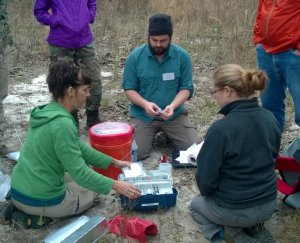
[256,45,300,131]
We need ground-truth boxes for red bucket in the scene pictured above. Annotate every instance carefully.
[89,122,133,180]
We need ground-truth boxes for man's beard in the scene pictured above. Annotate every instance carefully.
[148,40,170,56]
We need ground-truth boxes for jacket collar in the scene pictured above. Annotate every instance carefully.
[219,97,259,116]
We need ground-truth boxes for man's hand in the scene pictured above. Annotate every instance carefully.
[160,105,175,120]
[124,90,161,117]
[144,102,161,117]
[159,90,190,120]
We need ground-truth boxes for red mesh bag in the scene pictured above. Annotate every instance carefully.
[108,215,158,242]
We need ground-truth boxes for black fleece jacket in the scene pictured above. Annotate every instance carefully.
[196,98,281,209]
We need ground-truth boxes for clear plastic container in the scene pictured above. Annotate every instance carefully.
[159,162,172,175]
[120,173,173,195]
[131,139,138,162]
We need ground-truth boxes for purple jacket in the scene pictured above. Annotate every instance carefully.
[34,0,97,49]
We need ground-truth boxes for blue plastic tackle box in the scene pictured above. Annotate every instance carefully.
[118,171,178,211]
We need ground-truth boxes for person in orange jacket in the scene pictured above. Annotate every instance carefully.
[253,0,300,131]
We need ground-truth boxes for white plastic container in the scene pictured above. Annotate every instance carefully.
[119,172,173,195]
[118,162,177,211]
[159,162,172,175]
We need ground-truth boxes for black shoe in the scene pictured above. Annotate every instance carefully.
[86,119,101,129]
[0,200,14,224]
[224,226,260,243]
[86,109,101,128]
[244,223,275,243]
[11,210,53,229]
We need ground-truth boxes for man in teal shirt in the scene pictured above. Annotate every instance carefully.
[122,14,200,160]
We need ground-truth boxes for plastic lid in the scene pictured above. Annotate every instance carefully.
[89,122,133,142]
[160,154,168,162]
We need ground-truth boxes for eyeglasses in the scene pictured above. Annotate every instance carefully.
[210,88,224,96]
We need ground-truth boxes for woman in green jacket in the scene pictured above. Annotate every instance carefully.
[10,60,140,227]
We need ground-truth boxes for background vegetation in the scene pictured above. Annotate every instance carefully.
[8,0,257,68]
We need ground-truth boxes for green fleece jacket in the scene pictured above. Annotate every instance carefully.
[11,102,114,200]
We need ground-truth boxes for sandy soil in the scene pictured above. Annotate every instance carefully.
[0,64,299,243]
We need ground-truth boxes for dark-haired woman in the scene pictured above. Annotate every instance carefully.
[10,60,140,227]
[190,64,281,243]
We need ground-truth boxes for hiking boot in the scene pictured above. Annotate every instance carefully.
[86,109,101,128]
[212,236,226,243]
[211,230,226,243]
[11,210,53,229]
[0,200,14,224]
[224,226,260,243]
[244,223,275,243]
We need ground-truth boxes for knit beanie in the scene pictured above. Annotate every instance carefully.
[148,14,173,36]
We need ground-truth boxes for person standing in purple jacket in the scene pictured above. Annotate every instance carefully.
[34,0,102,128]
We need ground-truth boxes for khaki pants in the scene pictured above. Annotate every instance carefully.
[48,44,102,112]
[131,114,200,160]
[12,174,98,218]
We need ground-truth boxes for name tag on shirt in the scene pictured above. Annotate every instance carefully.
[162,72,175,81]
